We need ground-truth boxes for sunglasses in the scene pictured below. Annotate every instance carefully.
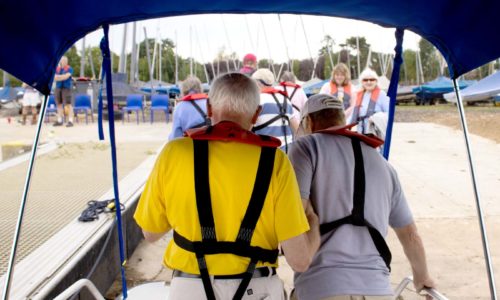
[362,78,377,82]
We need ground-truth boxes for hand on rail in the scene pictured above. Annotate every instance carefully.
[415,276,436,300]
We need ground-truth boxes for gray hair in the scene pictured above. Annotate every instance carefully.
[280,71,296,83]
[209,72,260,118]
[181,75,202,96]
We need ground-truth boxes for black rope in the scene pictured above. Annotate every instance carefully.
[78,199,125,222]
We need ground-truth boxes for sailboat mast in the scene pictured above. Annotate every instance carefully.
[80,37,86,77]
[118,23,128,73]
[130,22,137,84]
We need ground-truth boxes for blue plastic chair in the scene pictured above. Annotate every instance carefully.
[73,94,93,124]
[122,94,145,124]
[44,95,58,123]
[150,94,169,123]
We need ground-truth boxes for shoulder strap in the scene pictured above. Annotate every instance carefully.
[189,140,277,300]
[189,101,211,128]
[319,138,392,271]
[193,139,217,241]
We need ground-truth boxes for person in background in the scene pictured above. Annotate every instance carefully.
[252,68,297,152]
[279,71,308,126]
[349,68,389,134]
[20,83,41,125]
[239,53,257,76]
[289,93,435,300]
[168,76,209,140]
[319,63,357,116]
[53,56,74,127]
[135,72,320,300]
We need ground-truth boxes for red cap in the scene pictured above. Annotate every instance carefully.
[243,53,257,62]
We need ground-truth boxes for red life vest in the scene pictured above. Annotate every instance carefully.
[56,65,70,74]
[279,81,301,89]
[185,121,281,148]
[316,123,384,148]
[260,87,288,98]
[181,93,208,101]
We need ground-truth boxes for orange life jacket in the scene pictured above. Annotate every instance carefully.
[329,82,352,110]
[351,87,382,127]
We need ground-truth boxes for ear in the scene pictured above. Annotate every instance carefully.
[251,106,262,124]
[306,115,315,132]
[207,98,212,117]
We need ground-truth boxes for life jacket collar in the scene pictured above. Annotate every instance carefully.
[316,124,384,148]
[279,81,301,88]
[182,93,208,101]
[261,87,288,98]
[186,121,281,148]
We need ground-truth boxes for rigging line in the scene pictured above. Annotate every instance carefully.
[143,27,154,93]
[1,95,48,300]
[277,14,291,72]
[220,14,238,71]
[299,15,316,79]
[194,26,210,83]
[452,78,498,300]
[202,24,217,79]
[321,18,335,71]
[190,26,193,76]
[244,15,255,52]
[175,30,179,84]
[259,15,277,78]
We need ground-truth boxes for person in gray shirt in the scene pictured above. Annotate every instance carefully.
[288,94,435,300]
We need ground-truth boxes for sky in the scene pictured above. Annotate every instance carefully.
[80,14,422,65]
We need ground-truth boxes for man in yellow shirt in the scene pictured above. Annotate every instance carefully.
[134,72,320,300]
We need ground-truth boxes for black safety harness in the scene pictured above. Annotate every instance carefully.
[182,93,211,128]
[252,87,292,153]
[173,135,280,300]
[318,134,392,271]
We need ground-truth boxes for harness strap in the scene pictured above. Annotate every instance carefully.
[175,140,278,300]
[352,87,381,132]
[319,138,392,271]
[254,90,292,153]
[193,140,217,241]
[189,101,211,129]
[252,114,288,132]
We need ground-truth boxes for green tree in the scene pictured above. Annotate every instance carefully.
[419,38,440,80]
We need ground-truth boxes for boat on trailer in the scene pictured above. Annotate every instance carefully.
[1,1,499,299]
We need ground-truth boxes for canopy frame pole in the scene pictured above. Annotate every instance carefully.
[383,28,404,159]
[2,95,48,300]
[452,78,498,300]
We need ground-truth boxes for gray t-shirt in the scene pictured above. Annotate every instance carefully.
[288,133,413,299]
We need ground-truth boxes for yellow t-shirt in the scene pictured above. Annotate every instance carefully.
[134,137,309,275]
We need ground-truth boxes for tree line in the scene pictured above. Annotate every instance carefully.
[2,35,497,88]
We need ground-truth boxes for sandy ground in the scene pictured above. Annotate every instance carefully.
[106,106,500,300]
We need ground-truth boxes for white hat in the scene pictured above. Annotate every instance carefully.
[359,68,379,81]
[252,68,275,86]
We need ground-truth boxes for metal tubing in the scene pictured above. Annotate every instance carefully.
[52,279,105,300]
[2,95,48,300]
[452,78,497,300]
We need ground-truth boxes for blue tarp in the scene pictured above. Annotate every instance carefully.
[444,71,500,103]
[412,76,475,99]
[1,1,500,94]
[303,79,329,96]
